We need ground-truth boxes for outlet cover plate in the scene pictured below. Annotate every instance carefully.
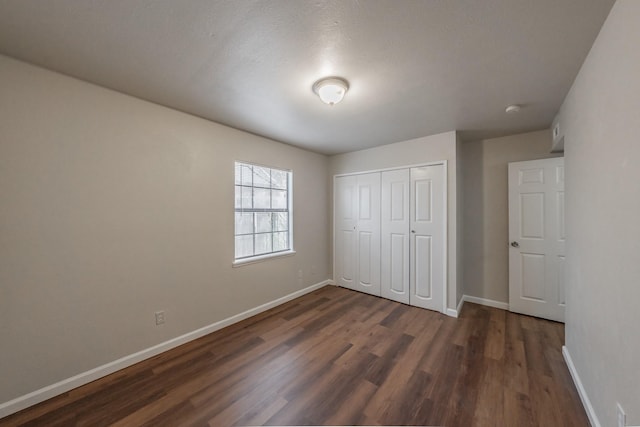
[155,311,165,325]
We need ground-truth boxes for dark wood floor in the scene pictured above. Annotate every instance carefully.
[1,286,588,426]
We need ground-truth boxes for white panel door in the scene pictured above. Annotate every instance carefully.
[381,169,410,304]
[410,165,445,312]
[355,173,381,296]
[508,157,565,322]
[334,175,357,290]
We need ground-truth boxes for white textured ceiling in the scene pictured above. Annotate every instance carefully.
[0,0,615,154]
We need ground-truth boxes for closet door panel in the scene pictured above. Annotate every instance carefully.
[381,169,410,304]
[335,175,357,290]
[390,234,407,293]
[414,235,432,298]
[355,173,381,296]
[340,229,355,283]
[410,165,445,311]
[358,231,373,286]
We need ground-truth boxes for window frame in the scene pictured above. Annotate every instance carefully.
[233,161,295,266]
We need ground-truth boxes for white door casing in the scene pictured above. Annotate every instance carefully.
[381,169,410,304]
[410,165,445,312]
[508,157,565,322]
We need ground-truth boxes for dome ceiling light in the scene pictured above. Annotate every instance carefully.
[313,77,349,106]
[505,104,522,114]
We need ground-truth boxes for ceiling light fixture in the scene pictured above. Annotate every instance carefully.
[313,77,349,106]
[505,104,521,114]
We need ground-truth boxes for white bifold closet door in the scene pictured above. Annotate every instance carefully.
[381,169,411,304]
[409,165,445,312]
[335,175,357,290]
[335,173,381,296]
[380,165,445,311]
[337,165,444,311]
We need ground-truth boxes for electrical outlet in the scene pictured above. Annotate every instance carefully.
[155,311,165,325]
[298,269,303,278]
[617,403,626,427]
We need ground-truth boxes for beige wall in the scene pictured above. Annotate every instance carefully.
[0,55,330,404]
[560,0,640,424]
[461,130,561,303]
[329,131,459,311]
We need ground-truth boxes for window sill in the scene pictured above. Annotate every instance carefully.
[232,250,296,267]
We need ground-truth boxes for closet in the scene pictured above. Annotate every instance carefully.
[334,163,446,313]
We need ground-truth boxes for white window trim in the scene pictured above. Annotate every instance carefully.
[232,249,296,267]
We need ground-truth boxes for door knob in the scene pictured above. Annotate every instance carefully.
[510,241,520,248]
[411,230,416,233]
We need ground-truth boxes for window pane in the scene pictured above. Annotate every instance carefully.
[240,164,252,185]
[235,235,254,258]
[234,185,242,209]
[272,189,287,209]
[256,213,272,233]
[255,233,272,255]
[271,169,287,189]
[241,186,253,209]
[235,212,254,235]
[254,187,271,209]
[274,212,288,231]
[273,232,289,252]
[253,166,270,188]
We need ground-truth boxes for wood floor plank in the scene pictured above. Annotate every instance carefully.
[354,323,396,357]
[418,316,459,375]
[443,325,489,426]
[523,328,554,377]
[364,333,414,386]
[0,288,588,427]
[403,306,440,338]
[362,313,440,422]
[472,359,507,427]
[504,338,530,394]
[322,379,378,426]
[230,395,288,427]
[484,307,506,360]
[529,373,568,427]
[204,386,282,427]
[0,393,72,426]
[503,389,537,427]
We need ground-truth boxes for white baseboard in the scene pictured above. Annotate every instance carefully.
[456,295,465,316]
[0,279,331,419]
[445,296,465,318]
[562,346,601,427]
[463,295,509,310]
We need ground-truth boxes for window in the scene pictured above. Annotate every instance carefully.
[234,162,292,261]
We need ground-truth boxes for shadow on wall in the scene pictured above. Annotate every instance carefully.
[461,140,485,300]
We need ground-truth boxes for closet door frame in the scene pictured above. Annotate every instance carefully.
[333,160,448,314]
